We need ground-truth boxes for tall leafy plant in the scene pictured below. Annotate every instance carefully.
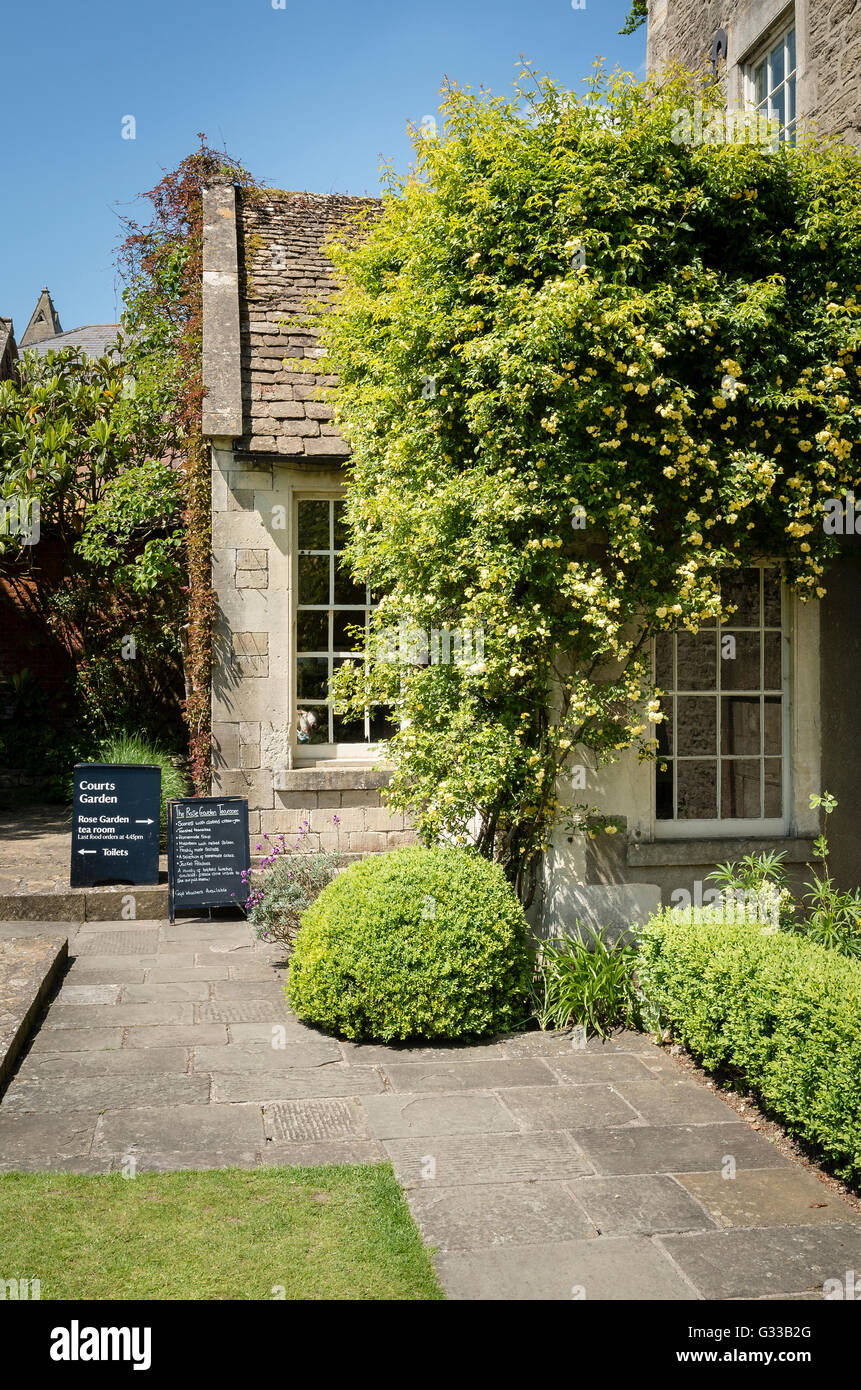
[314,66,861,900]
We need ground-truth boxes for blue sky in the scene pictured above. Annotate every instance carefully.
[1,0,645,338]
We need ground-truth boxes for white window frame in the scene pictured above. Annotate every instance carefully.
[743,20,798,145]
[651,565,790,839]
[291,489,386,765]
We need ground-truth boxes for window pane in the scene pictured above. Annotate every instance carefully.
[764,696,782,754]
[787,28,796,73]
[333,611,365,652]
[657,700,673,757]
[721,568,760,626]
[334,554,366,606]
[787,75,796,127]
[722,759,761,817]
[677,696,717,755]
[656,759,674,819]
[721,696,760,756]
[721,632,760,690]
[333,501,349,550]
[770,38,785,89]
[764,758,783,817]
[333,712,366,743]
[297,657,328,700]
[655,632,673,688]
[764,632,782,688]
[298,553,329,605]
[298,499,330,550]
[677,761,717,819]
[677,632,716,690]
[297,609,329,652]
[754,59,766,104]
[771,84,786,131]
[763,569,781,625]
[297,706,328,744]
[369,707,398,742]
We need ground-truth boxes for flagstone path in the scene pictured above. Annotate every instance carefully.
[1,915,860,1300]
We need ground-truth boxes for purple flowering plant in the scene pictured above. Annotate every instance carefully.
[242,815,344,949]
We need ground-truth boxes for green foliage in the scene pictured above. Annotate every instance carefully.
[315,66,861,899]
[0,668,95,798]
[286,846,532,1041]
[638,910,861,1182]
[801,792,861,957]
[620,1,648,36]
[245,822,344,949]
[0,346,186,744]
[532,925,641,1036]
[706,851,798,930]
[85,732,189,844]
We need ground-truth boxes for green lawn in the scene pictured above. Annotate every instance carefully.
[0,1164,444,1300]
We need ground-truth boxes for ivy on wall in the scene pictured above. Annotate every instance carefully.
[117,139,261,792]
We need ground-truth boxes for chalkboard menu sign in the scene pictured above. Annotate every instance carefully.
[167,797,250,921]
[71,764,161,887]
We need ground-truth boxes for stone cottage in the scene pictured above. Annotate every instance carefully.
[202,183,412,860]
[201,0,861,932]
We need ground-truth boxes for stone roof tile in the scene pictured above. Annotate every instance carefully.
[236,189,380,457]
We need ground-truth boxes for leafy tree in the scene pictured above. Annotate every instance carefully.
[317,67,861,900]
[0,344,185,744]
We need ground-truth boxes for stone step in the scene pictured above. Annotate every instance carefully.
[0,933,68,1086]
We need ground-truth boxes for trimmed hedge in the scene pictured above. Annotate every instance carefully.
[286,845,532,1042]
[638,911,861,1183]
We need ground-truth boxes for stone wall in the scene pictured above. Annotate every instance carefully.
[647,0,861,148]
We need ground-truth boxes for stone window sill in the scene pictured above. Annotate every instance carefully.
[273,767,392,793]
[627,836,817,868]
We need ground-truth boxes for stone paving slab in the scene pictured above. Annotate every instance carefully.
[659,1223,861,1299]
[499,1084,640,1132]
[610,1079,746,1127]
[569,1174,719,1236]
[92,1103,264,1160]
[363,1092,518,1139]
[122,982,213,1003]
[675,1168,861,1229]
[384,1132,593,1188]
[263,1098,370,1143]
[27,1027,125,1053]
[0,1111,98,1168]
[211,1066,385,1102]
[124,1025,229,1048]
[258,1140,387,1167]
[26,1047,188,1077]
[73,930,160,956]
[194,1038,341,1069]
[407,1181,597,1252]
[381,1058,556,1093]
[570,1122,789,1176]
[545,1053,662,1084]
[43,1002,195,1028]
[2,1072,210,1113]
[435,1235,696,1300]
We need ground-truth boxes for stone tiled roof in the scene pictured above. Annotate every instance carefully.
[237,189,380,458]
[23,325,120,359]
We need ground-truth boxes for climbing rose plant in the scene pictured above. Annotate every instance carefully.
[314,66,861,900]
